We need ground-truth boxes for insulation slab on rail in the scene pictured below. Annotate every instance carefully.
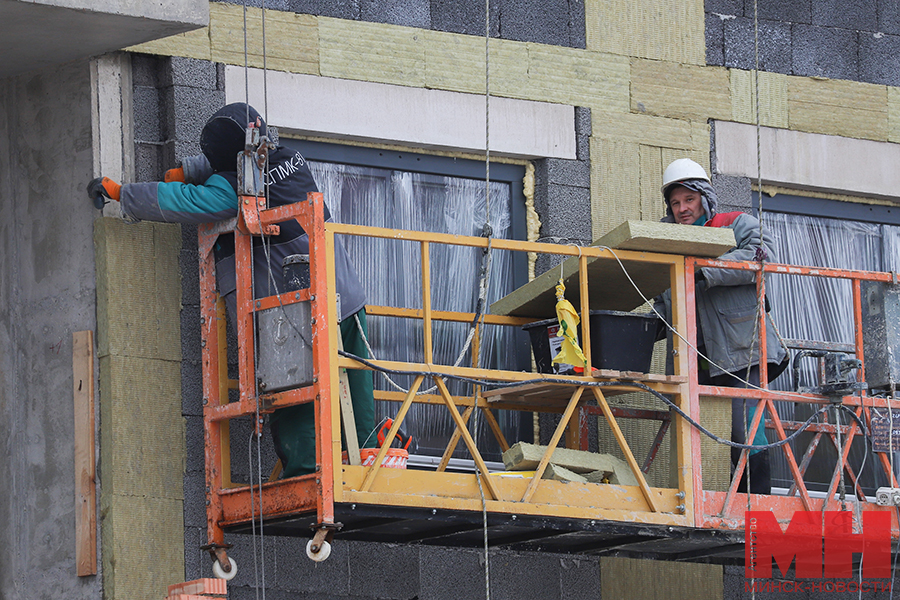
[491,221,735,318]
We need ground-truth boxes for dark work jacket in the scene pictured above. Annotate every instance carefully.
[119,147,366,320]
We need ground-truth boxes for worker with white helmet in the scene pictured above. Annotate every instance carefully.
[655,158,788,495]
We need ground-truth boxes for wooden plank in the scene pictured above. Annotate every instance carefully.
[490,222,733,318]
[337,336,360,466]
[521,387,584,502]
[591,387,660,512]
[481,376,686,407]
[73,330,97,576]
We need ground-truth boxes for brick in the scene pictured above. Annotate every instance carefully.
[705,0,743,16]
[285,0,360,19]
[791,24,859,81]
[812,0,877,31]
[348,541,420,598]
[730,69,788,128]
[419,546,489,600]
[705,13,725,66]
[319,17,425,86]
[360,0,430,28]
[859,32,900,87]
[168,578,227,597]
[586,0,706,65]
[788,76,888,141]
[526,45,630,110]
[209,3,318,74]
[430,0,500,37]
[880,0,900,35]
[164,56,218,90]
[742,0,810,23]
[560,557,601,600]
[722,17,791,74]
[499,0,582,48]
[630,59,731,121]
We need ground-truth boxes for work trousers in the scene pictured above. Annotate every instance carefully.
[699,365,772,494]
[270,309,377,478]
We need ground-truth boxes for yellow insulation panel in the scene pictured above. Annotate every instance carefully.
[788,77,888,141]
[99,355,185,499]
[209,3,318,74]
[94,219,182,360]
[639,145,665,222]
[526,45,630,111]
[319,17,425,87]
[95,217,184,600]
[424,30,487,94]
[585,0,705,65]
[126,26,212,61]
[591,137,641,240]
[730,69,788,128]
[602,557,723,600]
[889,87,900,144]
[631,59,731,121]
[593,112,694,150]
[101,496,185,600]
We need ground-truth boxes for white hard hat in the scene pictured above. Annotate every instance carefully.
[661,158,710,194]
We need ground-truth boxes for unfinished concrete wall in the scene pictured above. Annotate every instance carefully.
[0,61,102,600]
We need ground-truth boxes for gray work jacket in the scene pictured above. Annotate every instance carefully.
[655,211,788,379]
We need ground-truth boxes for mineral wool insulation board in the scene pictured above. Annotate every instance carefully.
[491,220,735,318]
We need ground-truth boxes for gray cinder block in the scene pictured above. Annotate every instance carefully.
[792,24,859,80]
[859,32,900,87]
[723,17,792,74]
[812,0,876,31]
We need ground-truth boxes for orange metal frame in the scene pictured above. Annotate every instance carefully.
[198,193,900,561]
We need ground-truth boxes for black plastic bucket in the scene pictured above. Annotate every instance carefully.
[523,310,659,374]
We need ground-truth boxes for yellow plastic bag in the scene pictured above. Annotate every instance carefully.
[551,281,587,373]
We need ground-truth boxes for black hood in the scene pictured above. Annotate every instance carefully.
[200,103,267,173]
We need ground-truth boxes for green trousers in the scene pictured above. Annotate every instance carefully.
[270,309,377,477]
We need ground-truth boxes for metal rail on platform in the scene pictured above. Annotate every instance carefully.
[198,192,900,567]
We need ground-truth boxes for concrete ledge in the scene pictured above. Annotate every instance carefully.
[714,120,900,202]
[225,66,576,159]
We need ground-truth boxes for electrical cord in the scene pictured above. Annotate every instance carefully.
[338,349,880,453]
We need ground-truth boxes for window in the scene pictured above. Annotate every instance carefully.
[759,193,900,493]
[282,139,532,462]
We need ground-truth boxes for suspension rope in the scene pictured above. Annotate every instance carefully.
[242,0,268,594]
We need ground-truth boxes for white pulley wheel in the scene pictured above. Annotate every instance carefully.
[212,556,238,580]
[306,539,332,562]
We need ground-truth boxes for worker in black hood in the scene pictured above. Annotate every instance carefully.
[88,102,377,478]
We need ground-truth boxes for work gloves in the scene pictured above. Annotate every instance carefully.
[87,176,121,209]
[164,167,185,183]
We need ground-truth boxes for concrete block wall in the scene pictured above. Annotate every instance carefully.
[706,0,900,87]
[215,0,586,48]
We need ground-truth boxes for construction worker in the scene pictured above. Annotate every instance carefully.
[654,158,788,494]
[88,102,376,478]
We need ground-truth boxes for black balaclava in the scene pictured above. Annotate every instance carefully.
[200,103,267,173]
